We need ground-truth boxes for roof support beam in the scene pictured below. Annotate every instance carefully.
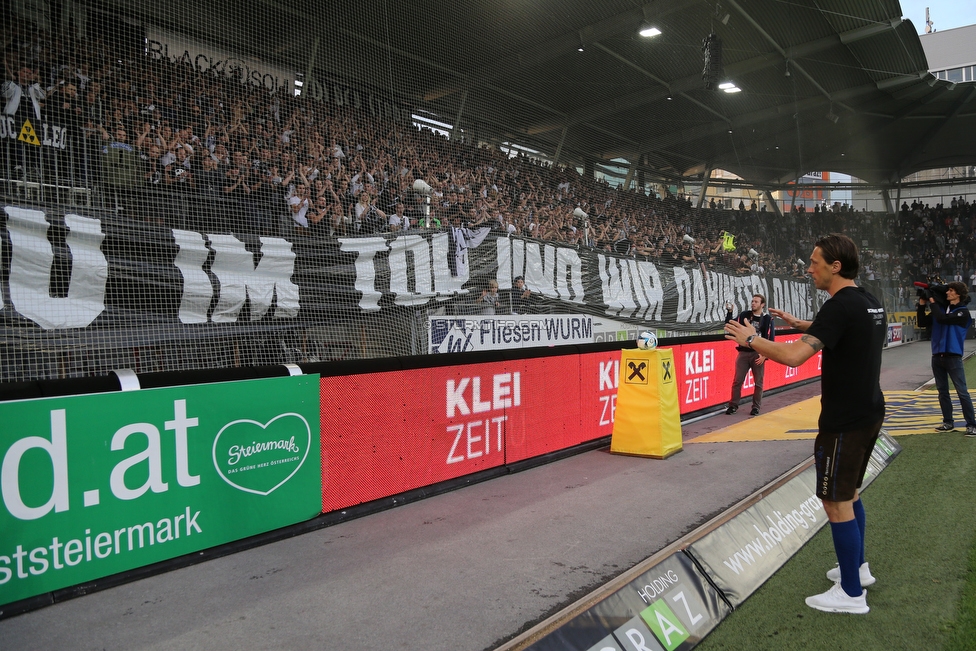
[880,187,894,215]
[764,190,783,218]
[697,166,713,209]
[725,0,836,105]
[593,42,731,124]
[303,36,319,101]
[553,126,569,165]
[450,90,468,141]
[623,159,636,191]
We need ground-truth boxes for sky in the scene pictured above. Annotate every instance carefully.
[898,0,975,33]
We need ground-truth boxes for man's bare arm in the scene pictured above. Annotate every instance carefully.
[725,318,822,367]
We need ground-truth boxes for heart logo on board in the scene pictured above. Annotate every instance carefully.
[211,413,311,496]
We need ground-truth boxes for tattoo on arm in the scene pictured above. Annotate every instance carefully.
[800,334,824,352]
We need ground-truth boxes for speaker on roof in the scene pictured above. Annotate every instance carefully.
[702,33,723,90]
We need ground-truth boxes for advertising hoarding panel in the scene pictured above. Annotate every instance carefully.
[0,376,322,606]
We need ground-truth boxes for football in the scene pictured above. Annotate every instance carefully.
[637,331,657,350]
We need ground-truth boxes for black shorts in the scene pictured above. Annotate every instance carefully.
[814,418,884,502]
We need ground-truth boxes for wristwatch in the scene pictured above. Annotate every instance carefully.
[746,334,757,348]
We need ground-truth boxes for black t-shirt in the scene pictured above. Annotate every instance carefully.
[805,286,886,431]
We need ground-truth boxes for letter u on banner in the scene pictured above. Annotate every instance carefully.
[611,348,682,459]
[5,207,107,329]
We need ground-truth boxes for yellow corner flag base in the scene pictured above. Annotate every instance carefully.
[611,348,683,459]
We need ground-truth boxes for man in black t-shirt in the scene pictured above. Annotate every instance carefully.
[723,294,775,415]
[725,234,886,616]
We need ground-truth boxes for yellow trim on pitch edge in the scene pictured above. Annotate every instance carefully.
[687,391,949,443]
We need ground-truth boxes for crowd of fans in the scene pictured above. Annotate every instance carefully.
[3,26,975,305]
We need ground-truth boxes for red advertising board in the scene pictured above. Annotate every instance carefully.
[667,334,821,413]
[320,357,593,512]
[319,338,820,513]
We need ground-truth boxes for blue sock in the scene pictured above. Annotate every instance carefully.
[830,519,863,597]
[852,498,866,566]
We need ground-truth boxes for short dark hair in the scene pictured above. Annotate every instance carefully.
[753,293,766,306]
[815,233,859,279]
[948,281,969,301]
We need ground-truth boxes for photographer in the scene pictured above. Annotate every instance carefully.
[724,294,775,416]
[917,281,976,436]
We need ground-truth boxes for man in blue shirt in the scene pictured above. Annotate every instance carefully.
[917,281,976,436]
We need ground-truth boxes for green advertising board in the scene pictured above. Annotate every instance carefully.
[0,375,322,606]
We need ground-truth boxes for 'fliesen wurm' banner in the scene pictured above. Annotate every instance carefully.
[0,375,321,607]
[428,314,595,353]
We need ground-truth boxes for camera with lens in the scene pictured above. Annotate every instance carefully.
[915,279,948,307]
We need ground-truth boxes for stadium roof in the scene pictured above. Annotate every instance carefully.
[124,0,976,188]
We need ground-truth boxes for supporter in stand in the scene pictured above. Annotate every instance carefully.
[2,62,47,121]
[477,279,501,315]
[355,190,387,234]
[287,182,313,231]
[509,276,533,314]
[194,152,223,194]
[97,122,142,191]
[388,201,410,232]
[49,80,84,131]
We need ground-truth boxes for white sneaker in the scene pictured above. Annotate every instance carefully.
[805,583,869,614]
[826,561,876,587]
